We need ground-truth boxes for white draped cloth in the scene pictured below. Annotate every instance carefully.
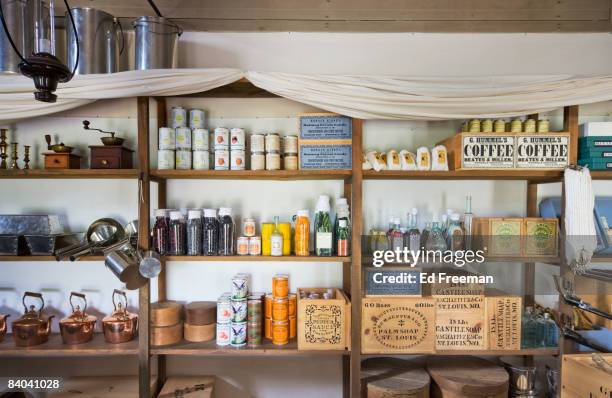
[3,68,612,122]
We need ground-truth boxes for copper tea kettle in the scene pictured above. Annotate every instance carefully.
[59,292,97,345]
[102,289,138,344]
[12,292,54,347]
[0,314,9,342]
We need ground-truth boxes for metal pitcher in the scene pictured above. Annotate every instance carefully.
[133,16,181,70]
[65,7,124,74]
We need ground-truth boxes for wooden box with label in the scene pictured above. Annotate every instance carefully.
[89,145,134,169]
[362,297,436,354]
[434,294,486,351]
[297,288,350,351]
[473,217,558,257]
[485,292,522,350]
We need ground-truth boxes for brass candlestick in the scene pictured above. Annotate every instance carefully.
[0,129,7,169]
[23,145,30,169]
[9,142,19,169]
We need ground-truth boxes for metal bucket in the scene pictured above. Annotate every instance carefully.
[65,7,123,74]
[133,16,181,70]
[0,0,29,74]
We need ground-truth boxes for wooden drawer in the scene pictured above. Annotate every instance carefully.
[44,153,81,169]
[91,155,121,169]
[89,145,134,169]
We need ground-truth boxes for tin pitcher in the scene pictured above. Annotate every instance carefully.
[102,289,138,344]
[0,314,9,342]
[59,292,97,345]
[12,292,54,347]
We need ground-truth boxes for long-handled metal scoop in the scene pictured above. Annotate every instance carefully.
[55,218,125,261]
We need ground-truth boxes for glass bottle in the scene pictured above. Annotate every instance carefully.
[420,222,431,248]
[218,207,235,256]
[544,312,558,347]
[405,208,421,252]
[333,198,349,254]
[186,209,202,256]
[521,306,536,348]
[535,310,547,348]
[271,216,283,257]
[294,210,310,256]
[387,217,403,251]
[441,213,449,241]
[425,216,447,251]
[463,195,474,250]
[169,211,186,256]
[336,217,350,257]
[202,208,219,256]
[152,209,169,255]
[314,195,333,256]
[447,213,464,251]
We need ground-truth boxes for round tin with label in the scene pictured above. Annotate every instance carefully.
[230,128,246,149]
[282,135,298,153]
[214,149,229,170]
[175,150,192,170]
[216,322,230,346]
[230,321,247,347]
[214,127,229,149]
[231,149,245,170]
[217,296,232,324]
[192,128,209,151]
[189,109,205,129]
[170,106,186,129]
[193,150,210,170]
[251,152,265,170]
[158,127,176,150]
[265,151,281,171]
[175,127,192,150]
[157,150,175,169]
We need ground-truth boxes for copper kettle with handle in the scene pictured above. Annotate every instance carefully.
[12,292,54,347]
[0,314,9,342]
[102,289,138,344]
[59,292,97,345]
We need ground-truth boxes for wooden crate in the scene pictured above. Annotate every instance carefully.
[473,217,558,257]
[50,377,156,398]
[297,288,350,350]
[515,133,570,169]
[562,354,612,398]
[158,376,215,398]
[362,297,436,354]
[485,293,522,350]
[435,294,487,350]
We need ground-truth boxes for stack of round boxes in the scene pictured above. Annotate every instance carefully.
[247,293,264,347]
[264,133,281,171]
[264,274,296,345]
[282,135,298,170]
[250,134,265,170]
[230,128,245,170]
[213,127,246,170]
[158,106,209,170]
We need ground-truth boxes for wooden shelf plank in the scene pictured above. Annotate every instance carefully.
[164,255,350,262]
[0,256,104,262]
[151,169,352,181]
[364,169,612,181]
[362,348,558,357]
[0,334,138,357]
[0,169,140,179]
[151,340,349,356]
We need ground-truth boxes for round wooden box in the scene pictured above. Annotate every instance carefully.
[151,301,182,327]
[151,322,183,346]
[184,301,216,326]
[362,357,430,398]
[427,356,509,398]
[184,322,216,342]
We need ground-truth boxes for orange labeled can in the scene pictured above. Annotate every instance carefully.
[272,298,288,321]
[272,320,289,345]
[289,316,296,339]
[264,294,272,318]
[288,293,297,317]
[265,317,272,340]
[272,274,289,298]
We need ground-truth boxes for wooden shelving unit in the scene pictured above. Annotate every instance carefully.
[363,348,559,357]
[151,169,351,181]
[163,255,350,262]
[151,340,349,356]
[0,255,104,262]
[0,169,140,179]
[0,334,138,357]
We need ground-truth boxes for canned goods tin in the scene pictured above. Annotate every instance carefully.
[193,150,210,170]
[189,109,205,129]
[468,119,480,133]
[231,276,248,299]
[231,298,247,322]
[524,118,536,133]
[264,317,272,339]
[157,150,175,170]
[158,127,176,150]
[217,296,232,323]
[243,218,256,237]
[170,106,187,129]
[230,321,247,347]
[237,236,249,255]
[510,118,523,133]
[261,223,274,255]
[272,274,289,298]
[283,154,298,170]
[272,320,289,345]
[289,316,296,339]
[176,150,192,170]
[214,149,229,170]
[247,322,262,346]
[250,134,265,152]
[230,128,246,149]
[247,299,262,321]
[272,298,288,321]
[537,119,550,133]
[175,127,192,150]
[192,128,209,151]
[494,119,506,133]
[282,135,298,154]
[214,127,229,149]
[481,119,493,133]
[230,149,245,170]
[250,152,265,170]
[288,293,297,317]
[249,236,261,255]
[216,322,231,346]
[265,134,280,152]
[265,151,281,171]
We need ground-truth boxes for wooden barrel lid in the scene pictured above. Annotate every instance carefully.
[151,301,182,327]
[184,301,216,326]
[184,322,216,342]
[151,322,183,346]
[427,356,509,397]
[363,358,430,398]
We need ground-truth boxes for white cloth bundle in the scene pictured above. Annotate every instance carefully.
[564,167,598,274]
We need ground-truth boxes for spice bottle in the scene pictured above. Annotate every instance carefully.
[314,195,332,256]
[405,208,421,252]
[333,198,349,254]
[202,208,219,256]
[387,217,403,251]
[186,209,203,256]
[270,216,283,257]
[218,207,235,256]
[425,215,447,251]
[169,211,186,255]
[336,218,350,256]
[152,209,169,255]
[293,210,310,256]
[446,213,464,251]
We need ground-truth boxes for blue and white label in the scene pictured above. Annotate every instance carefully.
[300,115,352,140]
[299,144,352,169]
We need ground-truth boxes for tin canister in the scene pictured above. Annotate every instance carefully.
[283,154,298,170]
[247,321,261,346]
[231,298,247,322]
[216,322,231,346]
[230,321,247,347]
[247,297,262,321]
[230,149,245,170]
[537,119,550,133]
[264,294,272,318]
[261,223,274,255]
[249,236,261,255]
[189,109,205,129]
[251,152,265,170]
[511,118,523,133]
[278,223,291,255]
[170,106,187,129]
[243,218,256,237]
[272,298,288,321]
[524,118,536,133]
[289,316,296,339]
[217,296,232,323]
[231,275,248,299]
[272,321,289,345]
[266,151,281,171]
[176,150,192,170]
[157,150,175,169]
[214,127,229,149]
[158,127,176,150]
[230,128,246,149]
[175,127,192,150]
[214,149,229,170]
[282,135,298,154]
[494,119,506,133]
[192,128,209,151]
[272,274,289,298]
[468,119,481,133]
[193,150,210,170]
[265,134,280,152]
[264,317,272,339]
[481,119,493,133]
[250,134,265,152]
[237,237,249,255]
[288,293,297,317]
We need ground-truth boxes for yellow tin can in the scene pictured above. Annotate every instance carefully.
[272,298,288,321]
[261,223,274,255]
[289,316,296,339]
[272,321,289,345]
[264,294,272,318]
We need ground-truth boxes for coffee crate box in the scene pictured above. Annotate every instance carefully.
[473,217,523,257]
[297,288,350,350]
[515,133,570,169]
[364,267,422,297]
[298,113,352,170]
[523,218,558,256]
[438,132,515,170]
[362,297,436,354]
[435,294,487,351]
[485,291,522,350]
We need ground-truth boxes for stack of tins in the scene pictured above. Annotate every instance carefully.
[183,301,216,342]
[264,274,296,345]
[151,301,182,346]
[362,358,430,398]
[247,293,264,347]
[427,357,509,398]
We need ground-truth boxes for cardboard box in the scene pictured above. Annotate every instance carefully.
[298,113,352,170]
[158,376,215,398]
[485,293,522,350]
[297,288,350,350]
[362,297,436,354]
